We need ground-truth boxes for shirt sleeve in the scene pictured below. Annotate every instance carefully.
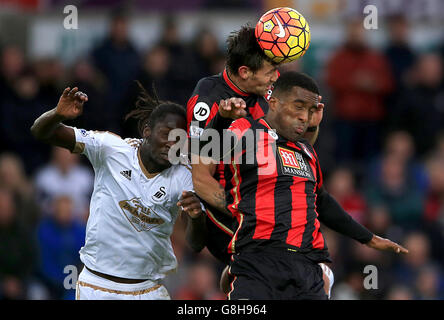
[72,127,121,168]
[187,78,220,139]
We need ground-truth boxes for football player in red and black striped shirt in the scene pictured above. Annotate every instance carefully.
[185,26,320,262]
[185,25,279,265]
[185,25,333,296]
[193,72,408,300]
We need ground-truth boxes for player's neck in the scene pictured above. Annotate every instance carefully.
[264,114,277,131]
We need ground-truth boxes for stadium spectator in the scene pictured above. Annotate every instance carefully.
[394,232,434,288]
[331,271,362,300]
[424,155,444,223]
[422,147,444,269]
[155,15,194,105]
[0,153,41,228]
[0,67,52,174]
[413,264,444,300]
[35,195,85,300]
[91,9,140,133]
[32,57,65,108]
[0,188,37,299]
[121,44,174,138]
[366,205,392,238]
[189,28,224,81]
[365,153,425,229]
[0,45,25,100]
[367,130,429,193]
[390,53,444,156]
[173,260,225,300]
[384,14,416,102]
[326,167,367,224]
[326,18,394,166]
[385,284,414,300]
[34,146,93,224]
[65,58,107,132]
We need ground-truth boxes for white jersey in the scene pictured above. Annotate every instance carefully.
[72,128,193,281]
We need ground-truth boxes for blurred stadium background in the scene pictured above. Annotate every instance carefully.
[0,0,444,300]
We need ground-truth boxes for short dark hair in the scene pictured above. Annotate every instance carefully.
[226,25,277,75]
[125,81,186,136]
[272,71,320,97]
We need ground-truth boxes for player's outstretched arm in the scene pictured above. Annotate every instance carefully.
[30,87,88,151]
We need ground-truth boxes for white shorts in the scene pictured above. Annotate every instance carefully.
[319,263,334,299]
[75,267,170,300]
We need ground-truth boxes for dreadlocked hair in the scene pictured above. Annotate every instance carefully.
[124,81,186,137]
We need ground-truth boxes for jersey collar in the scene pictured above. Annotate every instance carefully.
[223,68,250,97]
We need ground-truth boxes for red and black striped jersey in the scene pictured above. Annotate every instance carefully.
[186,68,271,251]
[224,116,330,263]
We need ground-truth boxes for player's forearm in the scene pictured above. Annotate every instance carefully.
[31,108,76,150]
[208,112,233,132]
[185,213,207,252]
[316,188,373,244]
[193,174,230,217]
[31,108,65,141]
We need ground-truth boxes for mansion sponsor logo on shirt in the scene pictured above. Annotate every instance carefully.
[277,147,314,181]
[118,198,165,232]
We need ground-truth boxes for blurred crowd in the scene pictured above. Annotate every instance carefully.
[0,11,444,300]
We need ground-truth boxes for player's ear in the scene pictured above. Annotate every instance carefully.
[238,66,251,80]
[268,96,278,112]
[142,125,151,139]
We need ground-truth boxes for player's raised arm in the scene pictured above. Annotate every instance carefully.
[30,87,88,151]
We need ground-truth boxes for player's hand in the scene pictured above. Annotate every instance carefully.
[365,235,409,254]
[55,87,88,120]
[219,97,247,119]
[308,95,324,128]
[177,191,203,219]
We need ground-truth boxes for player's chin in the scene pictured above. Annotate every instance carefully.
[259,87,269,96]
[156,154,172,166]
[290,132,305,143]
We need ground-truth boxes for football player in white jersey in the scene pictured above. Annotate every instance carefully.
[31,86,203,300]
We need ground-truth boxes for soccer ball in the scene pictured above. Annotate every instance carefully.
[255,7,310,63]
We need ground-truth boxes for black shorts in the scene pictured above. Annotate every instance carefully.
[228,248,327,300]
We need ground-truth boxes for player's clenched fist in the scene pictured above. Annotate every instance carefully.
[56,87,88,120]
[177,191,203,219]
[219,97,247,119]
